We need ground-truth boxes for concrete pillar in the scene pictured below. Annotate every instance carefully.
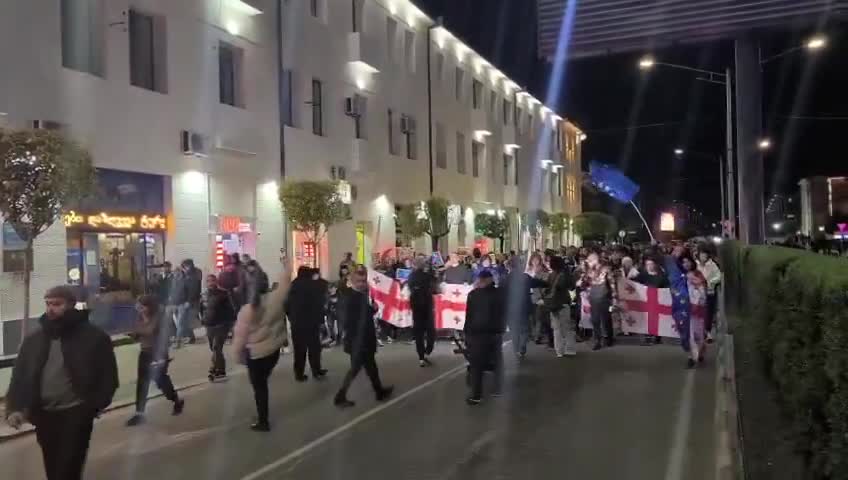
[734,37,765,244]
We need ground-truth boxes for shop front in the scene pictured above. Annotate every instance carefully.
[211,215,257,270]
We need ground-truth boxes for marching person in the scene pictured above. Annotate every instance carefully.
[634,256,669,345]
[408,256,439,367]
[232,259,290,432]
[464,270,505,405]
[5,286,118,480]
[126,295,184,426]
[174,259,201,347]
[578,252,618,351]
[697,249,722,342]
[545,255,577,357]
[664,246,695,368]
[334,268,394,408]
[502,257,547,358]
[285,266,328,381]
[202,274,236,380]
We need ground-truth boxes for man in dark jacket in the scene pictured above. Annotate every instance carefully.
[407,257,439,367]
[334,268,393,408]
[464,270,504,405]
[202,274,236,379]
[286,266,328,381]
[5,286,118,480]
[173,259,201,346]
[501,257,548,358]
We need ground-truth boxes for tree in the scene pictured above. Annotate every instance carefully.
[521,209,550,251]
[395,203,426,247]
[0,128,97,336]
[573,211,618,242]
[422,197,456,252]
[475,213,509,252]
[279,180,347,268]
[548,212,570,246]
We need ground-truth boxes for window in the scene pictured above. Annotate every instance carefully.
[129,10,167,93]
[567,176,576,201]
[435,52,445,83]
[471,141,482,178]
[310,78,323,136]
[513,150,519,185]
[436,123,446,169]
[472,79,483,109]
[556,172,563,196]
[219,42,244,107]
[404,30,416,72]
[503,99,512,126]
[282,69,295,127]
[351,0,362,31]
[455,67,464,103]
[61,0,103,76]
[489,90,498,120]
[387,109,398,155]
[310,0,319,17]
[2,223,31,273]
[403,115,417,160]
[456,132,466,174]
[352,94,366,139]
[555,122,563,151]
[386,18,397,65]
[517,107,525,133]
[527,112,534,136]
[503,154,510,186]
[490,145,498,183]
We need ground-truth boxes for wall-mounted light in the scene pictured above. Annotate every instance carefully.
[356,77,366,90]
[226,21,240,36]
[541,159,553,169]
[504,144,520,154]
[473,130,492,141]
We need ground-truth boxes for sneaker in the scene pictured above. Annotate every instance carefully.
[386,337,394,344]
[376,386,395,402]
[295,374,309,382]
[334,397,356,409]
[419,360,427,367]
[686,358,696,369]
[556,353,565,358]
[563,351,577,357]
[377,339,385,347]
[466,397,482,406]
[313,369,329,380]
[172,398,185,416]
[126,414,145,427]
[250,421,271,432]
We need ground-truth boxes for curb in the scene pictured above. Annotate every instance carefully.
[0,368,240,444]
[714,297,745,480]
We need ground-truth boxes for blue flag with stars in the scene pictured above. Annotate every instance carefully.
[588,161,640,204]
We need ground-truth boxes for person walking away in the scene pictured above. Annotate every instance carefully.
[502,257,547,358]
[408,257,439,367]
[634,256,669,345]
[244,260,270,308]
[544,256,577,357]
[285,266,328,381]
[334,268,394,408]
[232,260,290,432]
[682,254,708,366]
[697,250,722,343]
[126,295,184,426]
[174,259,201,347]
[5,286,118,480]
[664,247,695,368]
[578,252,618,350]
[202,274,236,380]
[464,270,505,405]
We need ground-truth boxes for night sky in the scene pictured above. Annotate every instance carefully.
[415,0,848,225]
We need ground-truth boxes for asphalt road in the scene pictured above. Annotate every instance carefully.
[0,338,717,480]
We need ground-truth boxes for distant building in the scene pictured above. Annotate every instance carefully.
[765,192,799,237]
[798,176,848,236]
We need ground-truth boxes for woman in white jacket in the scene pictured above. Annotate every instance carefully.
[232,260,291,432]
[697,250,722,342]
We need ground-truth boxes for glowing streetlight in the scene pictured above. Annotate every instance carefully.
[638,56,655,69]
[806,36,827,50]
[758,138,772,150]
[772,222,782,231]
[674,148,684,156]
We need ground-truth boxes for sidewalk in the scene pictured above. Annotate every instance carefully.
[0,328,230,440]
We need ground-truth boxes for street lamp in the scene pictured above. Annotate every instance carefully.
[758,138,772,150]
[807,36,827,50]
[674,148,685,156]
[760,35,828,65]
[772,222,782,231]
[640,57,736,237]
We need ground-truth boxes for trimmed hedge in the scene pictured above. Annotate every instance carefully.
[721,242,848,479]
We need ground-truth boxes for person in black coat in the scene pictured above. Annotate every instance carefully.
[334,269,394,408]
[5,286,118,480]
[202,274,236,378]
[464,270,504,405]
[501,257,548,358]
[407,257,440,367]
[285,266,328,381]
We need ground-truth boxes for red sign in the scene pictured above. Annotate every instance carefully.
[303,242,316,258]
[218,216,242,233]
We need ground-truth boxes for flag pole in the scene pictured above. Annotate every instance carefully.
[629,200,656,243]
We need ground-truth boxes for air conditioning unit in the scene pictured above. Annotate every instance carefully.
[181,130,208,157]
[400,115,415,134]
[330,166,348,181]
[344,96,362,117]
[31,120,63,130]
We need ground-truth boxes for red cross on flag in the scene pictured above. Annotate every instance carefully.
[367,270,472,329]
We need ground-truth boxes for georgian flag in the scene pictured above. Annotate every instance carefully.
[367,270,471,329]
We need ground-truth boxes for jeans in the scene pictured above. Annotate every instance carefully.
[207,325,229,375]
[335,353,384,401]
[176,303,197,341]
[550,309,576,355]
[292,326,323,378]
[247,351,280,424]
[136,350,178,412]
[589,296,613,345]
[511,315,531,356]
[33,404,95,480]
[467,334,503,400]
[706,293,718,335]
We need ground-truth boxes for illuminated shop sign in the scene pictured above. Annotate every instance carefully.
[63,211,167,231]
[216,215,254,234]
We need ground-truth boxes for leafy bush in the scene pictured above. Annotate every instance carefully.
[720,242,848,478]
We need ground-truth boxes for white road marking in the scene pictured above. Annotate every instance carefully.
[664,369,696,480]
[240,340,511,480]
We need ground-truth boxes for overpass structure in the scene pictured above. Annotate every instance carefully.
[537,0,848,244]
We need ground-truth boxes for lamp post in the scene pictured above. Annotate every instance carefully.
[640,57,736,238]
[759,34,827,66]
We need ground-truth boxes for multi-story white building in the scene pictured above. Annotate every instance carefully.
[281,0,583,273]
[0,0,283,354]
[0,0,583,355]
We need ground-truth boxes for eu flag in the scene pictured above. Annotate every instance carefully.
[588,162,640,204]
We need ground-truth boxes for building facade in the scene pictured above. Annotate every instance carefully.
[0,0,583,355]
[281,0,583,273]
[0,0,284,354]
[798,176,848,237]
